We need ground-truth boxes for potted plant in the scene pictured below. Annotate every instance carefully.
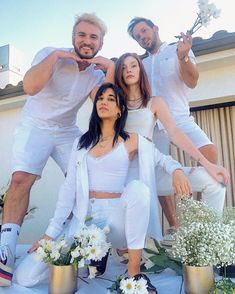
[172,197,235,294]
[36,224,111,294]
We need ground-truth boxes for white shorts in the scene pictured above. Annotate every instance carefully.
[153,116,213,155]
[12,119,81,176]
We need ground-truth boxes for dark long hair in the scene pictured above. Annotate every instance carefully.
[115,52,151,107]
[79,83,129,149]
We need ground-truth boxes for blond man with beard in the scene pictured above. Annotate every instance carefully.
[0,13,115,286]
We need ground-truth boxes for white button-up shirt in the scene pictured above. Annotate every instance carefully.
[142,42,196,129]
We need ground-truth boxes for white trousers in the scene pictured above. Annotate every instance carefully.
[15,180,150,287]
[156,166,225,215]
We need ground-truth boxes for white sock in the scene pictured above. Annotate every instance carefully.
[0,223,20,266]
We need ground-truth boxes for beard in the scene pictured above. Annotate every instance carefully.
[74,45,99,59]
[142,36,158,54]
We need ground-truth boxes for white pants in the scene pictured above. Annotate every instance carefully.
[15,180,150,287]
[156,166,225,215]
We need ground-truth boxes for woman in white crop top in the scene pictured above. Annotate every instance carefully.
[115,53,229,231]
[15,83,192,293]
[115,52,229,186]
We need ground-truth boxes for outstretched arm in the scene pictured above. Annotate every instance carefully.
[23,50,82,96]
[153,96,230,185]
[127,134,192,196]
[153,143,192,196]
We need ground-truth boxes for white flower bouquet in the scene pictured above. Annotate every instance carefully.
[176,196,219,227]
[119,277,148,294]
[107,274,149,294]
[36,224,111,269]
[172,197,235,267]
[172,221,235,267]
[175,0,221,39]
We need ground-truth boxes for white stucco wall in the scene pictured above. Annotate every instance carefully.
[189,48,235,105]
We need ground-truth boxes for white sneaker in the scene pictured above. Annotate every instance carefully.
[0,246,14,286]
[160,227,177,248]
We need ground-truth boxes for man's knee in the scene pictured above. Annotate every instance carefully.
[10,171,36,191]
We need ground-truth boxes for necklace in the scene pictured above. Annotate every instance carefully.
[127,97,142,102]
[127,100,143,110]
[98,135,114,148]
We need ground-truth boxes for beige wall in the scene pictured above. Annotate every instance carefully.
[189,48,235,104]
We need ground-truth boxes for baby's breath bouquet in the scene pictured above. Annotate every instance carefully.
[172,197,235,267]
[172,197,235,292]
[175,0,221,39]
[176,196,220,226]
[36,224,111,270]
[172,221,235,267]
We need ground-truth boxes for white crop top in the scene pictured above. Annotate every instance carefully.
[87,142,129,193]
[125,101,156,139]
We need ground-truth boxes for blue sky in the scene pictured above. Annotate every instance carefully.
[0,0,234,72]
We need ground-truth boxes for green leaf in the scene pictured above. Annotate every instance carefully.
[149,254,169,266]
[167,260,182,275]
[144,248,160,255]
[141,264,165,273]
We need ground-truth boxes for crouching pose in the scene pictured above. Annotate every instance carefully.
[15,83,194,293]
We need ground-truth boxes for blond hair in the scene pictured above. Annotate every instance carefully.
[72,13,107,39]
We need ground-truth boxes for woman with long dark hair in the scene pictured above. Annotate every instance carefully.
[15,83,191,293]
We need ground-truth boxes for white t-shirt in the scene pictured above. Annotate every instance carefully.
[22,47,104,128]
[142,42,196,128]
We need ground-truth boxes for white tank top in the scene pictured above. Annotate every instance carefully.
[87,142,129,193]
[125,101,156,139]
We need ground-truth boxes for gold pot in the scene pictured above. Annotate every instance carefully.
[183,264,214,294]
[49,264,78,294]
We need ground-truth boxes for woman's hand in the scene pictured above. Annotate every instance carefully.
[28,234,52,254]
[204,162,230,186]
[173,169,192,196]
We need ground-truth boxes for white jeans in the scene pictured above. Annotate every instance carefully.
[15,180,150,287]
[156,166,225,215]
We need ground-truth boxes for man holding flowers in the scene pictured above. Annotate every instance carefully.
[127,2,224,231]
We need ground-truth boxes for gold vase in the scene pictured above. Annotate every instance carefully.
[183,264,214,294]
[49,264,78,294]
